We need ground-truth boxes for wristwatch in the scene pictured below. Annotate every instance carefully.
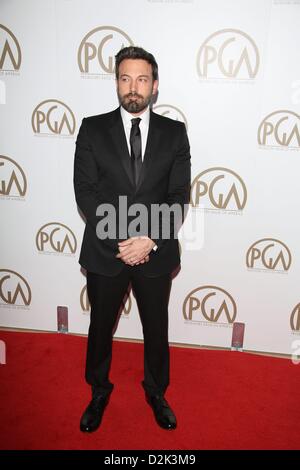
[152,244,158,252]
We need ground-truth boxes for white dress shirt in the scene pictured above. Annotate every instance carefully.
[120,105,150,161]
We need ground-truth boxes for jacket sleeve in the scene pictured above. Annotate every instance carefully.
[73,118,118,252]
[153,122,191,251]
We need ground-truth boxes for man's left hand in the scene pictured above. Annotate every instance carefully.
[116,237,155,265]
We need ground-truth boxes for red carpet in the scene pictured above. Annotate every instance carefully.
[0,330,299,450]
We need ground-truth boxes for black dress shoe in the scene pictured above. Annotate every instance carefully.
[146,394,177,430]
[80,394,109,433]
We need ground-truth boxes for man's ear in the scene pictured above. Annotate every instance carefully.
[152,80,159,96]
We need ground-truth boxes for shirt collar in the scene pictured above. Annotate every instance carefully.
[120,105,150,127]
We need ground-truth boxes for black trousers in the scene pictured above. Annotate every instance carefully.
[85,264,172,397]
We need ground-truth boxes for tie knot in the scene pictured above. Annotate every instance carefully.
[131,117,141,127]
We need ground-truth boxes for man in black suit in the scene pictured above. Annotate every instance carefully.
[74,46,191,432]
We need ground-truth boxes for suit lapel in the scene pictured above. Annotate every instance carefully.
[108,108,135,188]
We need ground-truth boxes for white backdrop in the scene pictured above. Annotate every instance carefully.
[1,0,300,356]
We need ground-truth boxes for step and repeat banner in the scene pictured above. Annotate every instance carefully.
[1,0,300,355]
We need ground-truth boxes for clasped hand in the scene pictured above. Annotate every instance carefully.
[116,236,155,266]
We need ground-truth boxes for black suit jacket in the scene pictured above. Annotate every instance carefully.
[74,107,191,277]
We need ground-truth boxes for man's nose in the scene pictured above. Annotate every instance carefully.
[130,81,137,93]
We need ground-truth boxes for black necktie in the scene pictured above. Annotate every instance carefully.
[130,117,142,187]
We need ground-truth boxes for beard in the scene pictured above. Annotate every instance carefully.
[118,91,153,114]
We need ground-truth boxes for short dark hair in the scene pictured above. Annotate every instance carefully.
[115,46,158,81]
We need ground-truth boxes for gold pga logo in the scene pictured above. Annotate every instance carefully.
[246,238,292,272]
[78,26,134,75]
[31,99,76,136]
[190,167,247,212]
[183,285,237,324]
[197,28,259,80]
[258,110,300,149]
[0,24,21,72]
[36,223,77,255]
[0,270,31,306]
[120,292,131,317]
[291,303,300,332]
[80,285,90,312]
[0,155,27,198]
[153,105,188,130]
[80,285,131,316]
